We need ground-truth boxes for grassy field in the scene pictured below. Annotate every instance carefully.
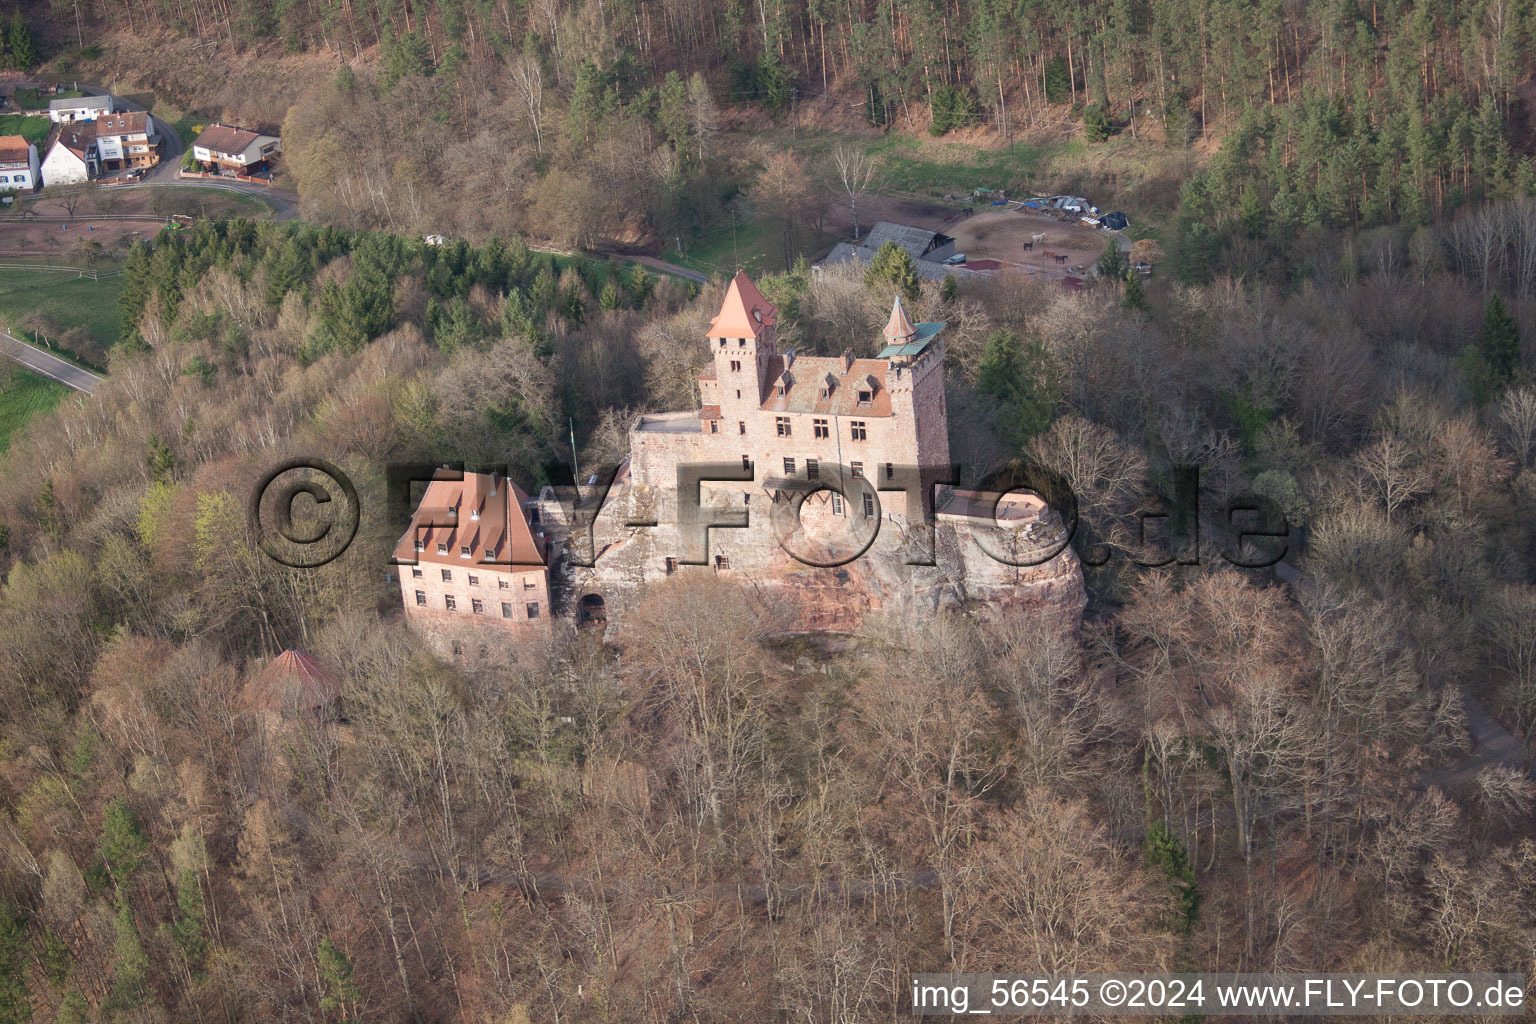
[662,216,813,279]
[12,88,83,110]
[0,115,51,147]
[0,265,124,367]
[0,369,69,453]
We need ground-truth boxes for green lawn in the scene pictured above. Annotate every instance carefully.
[0,370,68,453]
[12,88,82,110]
[0,266,124,367]
[0,115,52,147]
[664,215,836,279]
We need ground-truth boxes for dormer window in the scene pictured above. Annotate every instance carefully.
[437,542,448,554]
[470,508,480,520]
[485,548,495,560]
[460,545,471,558]
[857,390,872,405]
[819,388,829,399]
[415,539,425,551]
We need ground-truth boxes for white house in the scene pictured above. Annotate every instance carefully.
[48,95,116,123]
[93,111,159,171]
[191,124,281,173]
[0,135,40,192]
[41,126,98,186]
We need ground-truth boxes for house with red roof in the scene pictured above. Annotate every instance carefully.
[394,470,552,657]
[191,123,281,174]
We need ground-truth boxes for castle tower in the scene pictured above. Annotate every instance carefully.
[707,272,778,425]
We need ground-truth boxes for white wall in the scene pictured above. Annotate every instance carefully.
[42,143,90,186]
[48,98,115,123]
[0,144,40,190]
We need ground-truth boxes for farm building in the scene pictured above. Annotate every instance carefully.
[818,221,957,282]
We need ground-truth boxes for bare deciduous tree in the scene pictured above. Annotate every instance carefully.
[831,145,879,241]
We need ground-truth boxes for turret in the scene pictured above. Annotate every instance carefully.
[709,271,778,413]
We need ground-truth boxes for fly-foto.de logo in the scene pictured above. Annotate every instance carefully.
[249,458,1290,573]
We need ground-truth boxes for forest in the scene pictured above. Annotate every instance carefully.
[12,0,1536,273]
[0,189,1530,1020]
[0,0,1534,1020]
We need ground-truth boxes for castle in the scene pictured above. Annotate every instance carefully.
[556,272,1086,633]
[394,272,1084,651]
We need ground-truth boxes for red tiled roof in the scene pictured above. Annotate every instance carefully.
[884,295,916,342]
[0,135,29,165]
[242,649,341,713]
[51,124,95,158]
[93,111,148,136]
[757,355,894,417]
[698,405,722,419]
[709,271,776,338]
[392,471,547,570]
[193,123,269,156]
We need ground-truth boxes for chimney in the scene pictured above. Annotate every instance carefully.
[841,348,854,373]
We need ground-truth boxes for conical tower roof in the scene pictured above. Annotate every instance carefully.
[883,295,916,342]
[709,271,777,338]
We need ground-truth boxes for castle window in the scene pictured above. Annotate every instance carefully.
[783,457,796,475]
[777,385,786,396]
[819,388,828,399]
[850,421,867,441]
[665,557,678,575]
[526,602,540,619]
[472,598,485,614]
[452,641,462,656]
[709,419,719,433]
[851,462,863,478]
[736,389,742,399]
[863,493,875,518]
[885,462,894,480]
[730,359,741,372]
[739,421,746,435]
[742,454,751,471]
[499,579,509,590]
[415,590,427,606]
[806,459,819,480]
[441,569,452,581]
[502,602,513,617]
[738,338,746,346]
[776,417,791,437]
[411,567,423,579]
[525,577,537,589]
[813,418,829,439]
[719,338,727,347]
[715,554,730,570]
[468,574,479,586]
[445,595,457,611]
[832,494,844,515]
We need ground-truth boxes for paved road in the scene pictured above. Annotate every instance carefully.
[0,330,101,393]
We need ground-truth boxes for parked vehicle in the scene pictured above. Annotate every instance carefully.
[944,253,967,265]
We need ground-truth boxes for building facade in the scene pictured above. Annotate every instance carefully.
[628,273,951,528]
[41,126,98,185]
[93,111,159,171]
[0,136,39,192]
[395,471,553,658]
[48,95,115,123]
